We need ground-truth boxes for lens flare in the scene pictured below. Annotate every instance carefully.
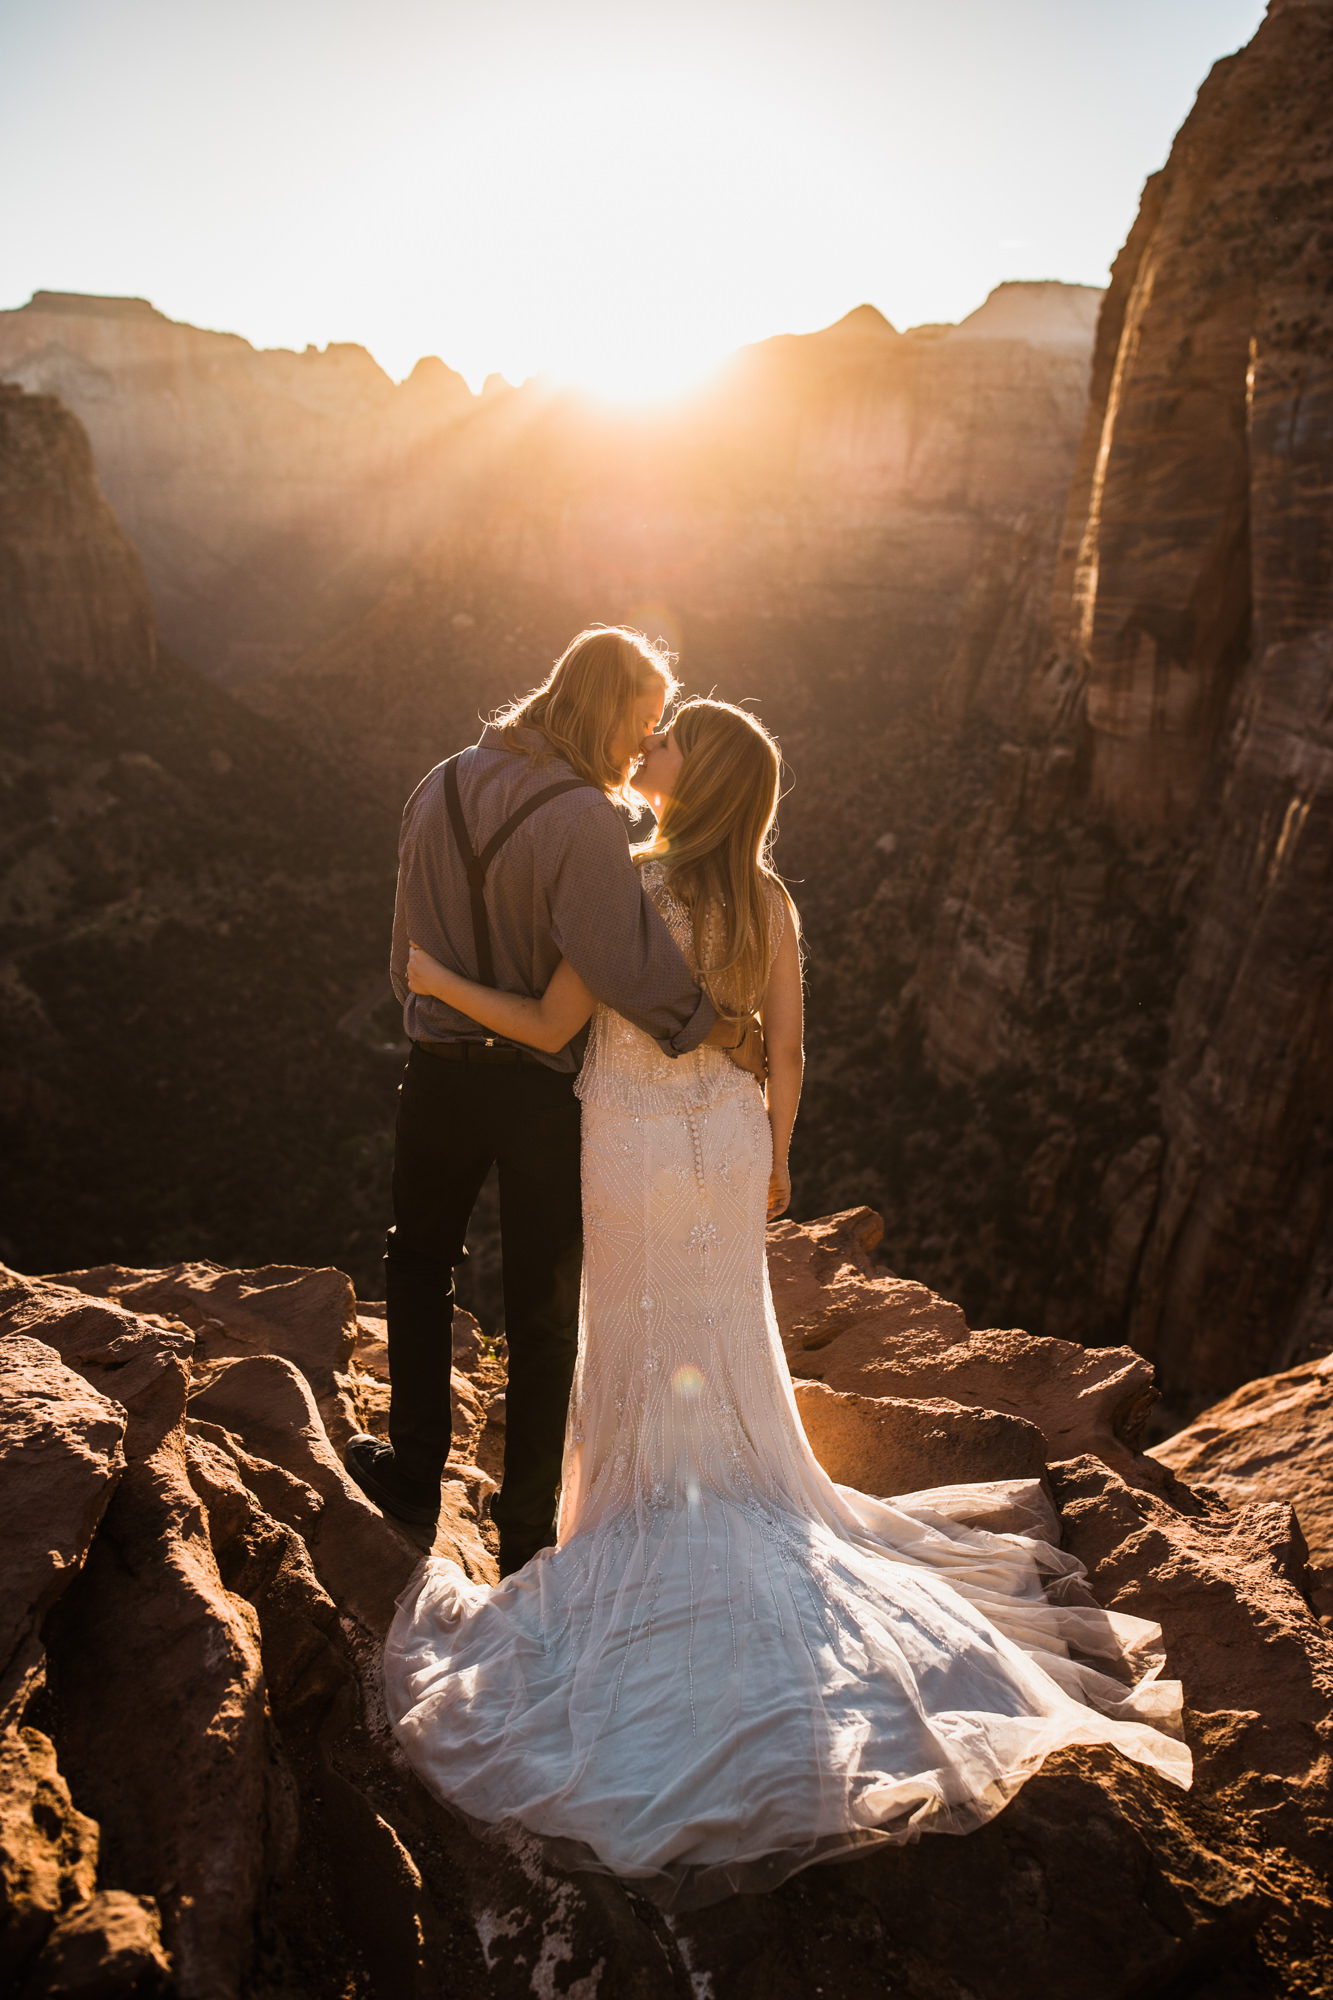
[628,600,683,660]
[672,1363,705,1398]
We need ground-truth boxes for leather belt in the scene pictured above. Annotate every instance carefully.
[414,1038,543,1067]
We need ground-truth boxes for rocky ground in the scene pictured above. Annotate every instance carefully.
[3,1208,1331,1999]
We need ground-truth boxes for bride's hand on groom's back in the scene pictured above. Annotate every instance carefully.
[723,1014,768,1084]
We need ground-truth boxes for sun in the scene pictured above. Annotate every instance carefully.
[552,335,730,408]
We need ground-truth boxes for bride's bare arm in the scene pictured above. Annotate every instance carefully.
[406,944,596,1054]
[759,907,804,1219]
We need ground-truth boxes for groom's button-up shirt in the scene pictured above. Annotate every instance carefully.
[390,724,716,1072]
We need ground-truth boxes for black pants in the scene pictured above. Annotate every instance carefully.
[385,1046,583,1558]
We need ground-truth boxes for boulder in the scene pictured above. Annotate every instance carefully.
[33,1889,170,1997]
[792,1381,1046,1496]
[0,1273,285,1999]
[0,1335,125,1721]
[190,1354,432,1630]
[0,1269,192,1460]
[182,1424,345,1727]
[0,1727,99,1985]
[53,1261,363,1451]
[1152,1351,1333,1615]
[47,1418,272,2000]
[665,1746,1265,2000]
[1050,1455,1333,1868]
[770,1210,1160,1479]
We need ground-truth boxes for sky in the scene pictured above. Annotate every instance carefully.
[0,0,1268,398]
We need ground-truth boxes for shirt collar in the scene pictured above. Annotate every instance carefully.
[479,721,549,754]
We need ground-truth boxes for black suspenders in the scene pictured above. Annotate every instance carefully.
[442,753,590,987]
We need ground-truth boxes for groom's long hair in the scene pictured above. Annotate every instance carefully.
[492,625,677,803]
[637,699,796,1018]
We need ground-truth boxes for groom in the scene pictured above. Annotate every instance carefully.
[345,626,748,1575]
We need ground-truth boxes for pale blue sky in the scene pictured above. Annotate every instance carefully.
[0,0,1268,393]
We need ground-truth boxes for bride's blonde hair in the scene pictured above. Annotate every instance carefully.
[637,697,795,1017]
[493,625,678,804]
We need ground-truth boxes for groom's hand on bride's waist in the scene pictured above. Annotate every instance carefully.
[705,1013,767,1083]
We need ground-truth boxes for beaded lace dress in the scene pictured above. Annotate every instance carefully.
[385,864,1190,1907]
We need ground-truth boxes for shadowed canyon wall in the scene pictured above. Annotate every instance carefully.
[890,0,1333,1410]
[0,382,401,1286]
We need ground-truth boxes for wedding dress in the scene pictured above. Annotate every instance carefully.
[385,865,1190,1908]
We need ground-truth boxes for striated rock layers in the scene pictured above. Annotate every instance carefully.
[241,282,1099,800]
[0,382,400,1287]
[822,0,1333,1405]
[1,1207,1331,1998]
[0,292,474,680]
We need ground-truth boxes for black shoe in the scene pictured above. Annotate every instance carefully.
[497,1529,555,1578]
[344,1434,439,1527]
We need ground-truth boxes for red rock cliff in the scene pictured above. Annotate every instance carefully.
[909,0,1333,1402]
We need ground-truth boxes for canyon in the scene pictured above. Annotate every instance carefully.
[0,273,1106,1331]
[238,277,1099,797]
[232,0,1333,1414]
[2,15,1330,1413]
[1,4,1332,1994]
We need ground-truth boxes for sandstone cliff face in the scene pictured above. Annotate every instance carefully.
[873,0,1333,1404]
[0,293,473,679]
[0,381,157,707]
[2,1215,1330,1999]
[0,384,400,1289]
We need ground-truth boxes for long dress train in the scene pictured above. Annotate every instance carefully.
[384,867,1190,1908]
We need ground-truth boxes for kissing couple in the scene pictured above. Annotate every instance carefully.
[345,625,1190,1908]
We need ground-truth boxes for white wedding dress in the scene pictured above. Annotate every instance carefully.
[385,866,1190,1907]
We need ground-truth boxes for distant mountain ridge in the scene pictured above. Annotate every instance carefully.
[947,281,1104,350]
[0,291,475,680]
[235,279,1099,799]
[0,280,1100,689]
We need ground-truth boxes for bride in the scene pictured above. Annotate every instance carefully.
[385,697,1190,1908]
